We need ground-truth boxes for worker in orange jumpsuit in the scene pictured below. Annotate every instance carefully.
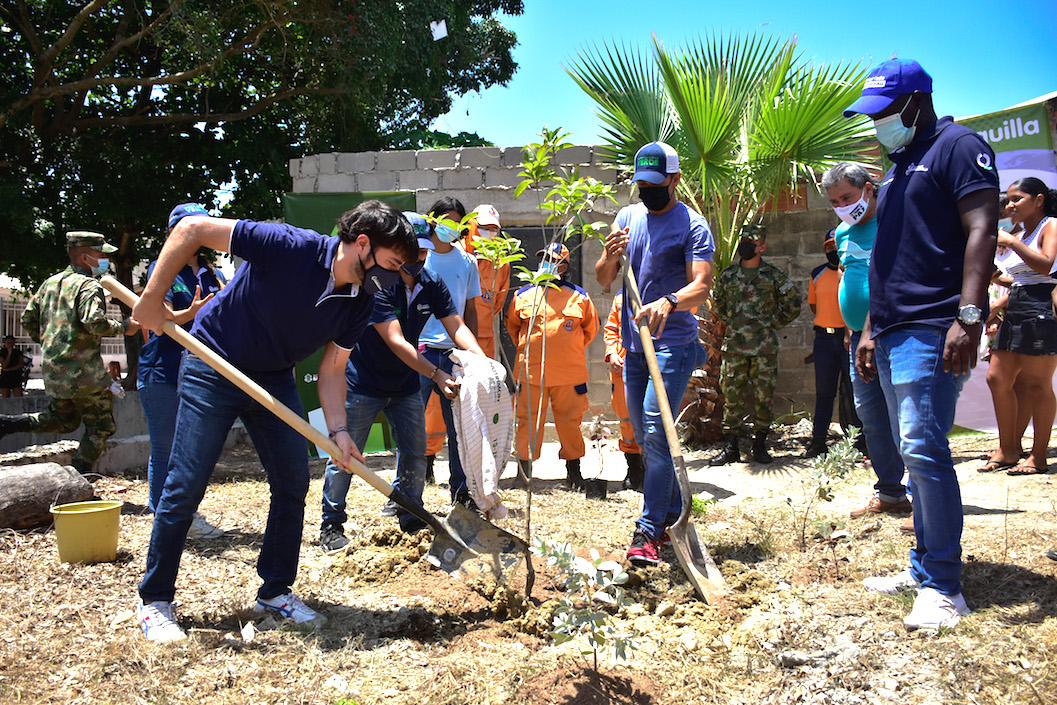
[506,243,599,489]
[604,293,645,491]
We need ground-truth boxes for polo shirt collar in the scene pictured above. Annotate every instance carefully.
[317,235,361,304]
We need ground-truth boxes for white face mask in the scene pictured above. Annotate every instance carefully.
[833,188,870,226]
[477,226,499,240]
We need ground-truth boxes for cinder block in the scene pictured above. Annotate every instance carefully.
[376,150,417,171]
[591,145,622,166]
[318,153,338,174]
[299,154,319,177]
[484,168,524,189]
[416,149,458,169]
[337,152,376,173]
[288,159,300,178]
[441,168,484,190]
[459,147,502,167]
[555,145,592,165]
[292,177,317,193]
[357,171,398,191]
[576,165,618,184]
[503,146,529,167]
[399,170,440,191]
[317,173,358,193]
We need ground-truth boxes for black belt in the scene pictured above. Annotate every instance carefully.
[814,325,846,336]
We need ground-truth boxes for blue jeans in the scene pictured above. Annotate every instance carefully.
[321,389,426,531]
[849,330,907,502]
[874,325,967,595]
[419,348,466,500]
[138,355,310,602]
[625,342,702,540]
[812,330,847,443]
[138,381,180,513]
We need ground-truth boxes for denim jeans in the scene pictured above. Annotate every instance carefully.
[812,330,847,443]
[849,331,907,502]
[138,381,180,513]
[321,389,426,530]
[624,342,702,540]
[874,325,967,595]
[138,355,310,603]
[419,348,466,500]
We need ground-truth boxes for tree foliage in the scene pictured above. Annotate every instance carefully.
[1,0,522,289]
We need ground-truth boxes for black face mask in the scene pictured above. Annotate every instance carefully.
[737,240,758,261]
[639,184,672,211]
[359,246,403,294]
[826,251,840,267]
[401,260,426,277]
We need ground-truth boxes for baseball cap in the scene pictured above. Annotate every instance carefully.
[632,142,680,184]
[843,59,933,118]
[537,242,570,263]
[66,231,117,253]
[472,204,501,228]
[402,211,436,251]
[168,203,209,231]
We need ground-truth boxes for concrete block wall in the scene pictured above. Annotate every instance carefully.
[290,145,844,427]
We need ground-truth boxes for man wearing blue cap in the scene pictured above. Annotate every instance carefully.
[319,213,483,552]
[845,59,999,630]
[131,200,416,642]
[596,141,714,567]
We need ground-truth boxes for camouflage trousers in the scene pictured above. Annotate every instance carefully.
[720,352,777,434]
[28,389,115,473]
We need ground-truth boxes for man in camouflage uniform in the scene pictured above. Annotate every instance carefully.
[711,225,801,464]
[0,232,136,474]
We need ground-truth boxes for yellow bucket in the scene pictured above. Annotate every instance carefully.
[50,500,123,564]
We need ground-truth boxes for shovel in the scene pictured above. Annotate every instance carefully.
[101,276,532,595]
[620,259,729,604]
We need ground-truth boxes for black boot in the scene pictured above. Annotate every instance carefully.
[513,458,532,489]
[0,414,30,441]
[425,454,436,485]
[565,459,585,490]
[752,430,772,464]
[622,452,645,492]
[710,434,740,466]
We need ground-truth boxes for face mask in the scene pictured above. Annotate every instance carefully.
[639,184,672,211]
[401,260,426,277]
[833,189,870,226]
[477,227,498,240]
[538,261,559,276]
[737,240,758,261]
[357,247,402,294]
[436,224,460,243]
[89,256,110,277]
[873,98,919,151]
[826,251,840,267]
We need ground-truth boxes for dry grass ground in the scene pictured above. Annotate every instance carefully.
[1,428,1056,705]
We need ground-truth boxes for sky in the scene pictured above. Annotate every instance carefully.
[431,0,1057,149]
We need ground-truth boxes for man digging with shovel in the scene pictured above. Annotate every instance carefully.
[131,201,416,642]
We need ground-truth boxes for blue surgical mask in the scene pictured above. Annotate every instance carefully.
[436,224,460,243]
[873,99,919,151]
[538,261,559,276]
[89,257,110,277]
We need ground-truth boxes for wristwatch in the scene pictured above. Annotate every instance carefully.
[957,304,982,326]
[663,293,679,310]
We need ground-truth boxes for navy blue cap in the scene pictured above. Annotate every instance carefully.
[632,142,680,184]
[167,203,209,231]
[844,59,933,117]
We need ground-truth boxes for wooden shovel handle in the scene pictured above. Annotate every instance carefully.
[100,275,392,498]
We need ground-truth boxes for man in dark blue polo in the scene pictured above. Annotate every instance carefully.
[319,213,483,552]
[131,200,416,642]
[846,59,998,630]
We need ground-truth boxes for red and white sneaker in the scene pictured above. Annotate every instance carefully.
[626,530,662,567]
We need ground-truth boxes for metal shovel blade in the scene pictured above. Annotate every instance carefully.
[425,503,528,590]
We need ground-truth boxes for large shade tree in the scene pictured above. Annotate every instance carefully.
[567,32,873,442]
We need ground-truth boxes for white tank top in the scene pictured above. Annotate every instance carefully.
[994,216,1054,287]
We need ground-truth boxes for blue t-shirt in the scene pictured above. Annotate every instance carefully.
[137,262,224,386]
[419,246,481,349]
[346,269,458,398]
[870,117,999,337]
[190,221,374,373]
[615,201,715,351]
[834,218,877,332]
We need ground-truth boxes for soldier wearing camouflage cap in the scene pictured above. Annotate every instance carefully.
[0,231,138,474]
[710,223,801,466]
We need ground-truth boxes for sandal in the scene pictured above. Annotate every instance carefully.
[1007,463,1047,476]
[978,460,1016,473]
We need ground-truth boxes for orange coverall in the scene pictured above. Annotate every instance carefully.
[506,280,599,461]
[603,295,641,454]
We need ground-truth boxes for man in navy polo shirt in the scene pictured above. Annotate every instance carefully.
[595,141,714,568]
[319,213,484,552]
[846,59,998,630]
[131,200,416,642]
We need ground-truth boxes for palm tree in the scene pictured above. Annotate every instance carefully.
[567,32,873,443]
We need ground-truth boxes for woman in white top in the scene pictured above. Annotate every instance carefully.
[985,177,1057,475]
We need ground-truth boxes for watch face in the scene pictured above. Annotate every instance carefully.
[960,306,981,325]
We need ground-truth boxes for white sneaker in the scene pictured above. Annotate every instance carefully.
[186,512,224,540]
[139,600,187,642]
[863,568,922,595]
[903,587,970,630]
[254,592,327,630]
